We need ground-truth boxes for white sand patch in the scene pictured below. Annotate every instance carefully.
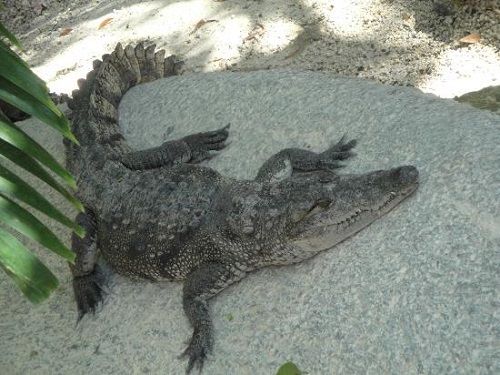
[418,45,500,98]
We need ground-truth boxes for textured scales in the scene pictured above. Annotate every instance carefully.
[66,43,419,373]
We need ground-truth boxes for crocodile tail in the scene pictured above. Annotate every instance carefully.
[65,42,183,166]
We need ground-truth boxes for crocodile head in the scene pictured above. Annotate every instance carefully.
[290,165,419,252]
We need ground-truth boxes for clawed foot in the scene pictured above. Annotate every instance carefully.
[317,135,357,171]
[183,124,230,163]
[179,328,213,374]
[73,265,107,322]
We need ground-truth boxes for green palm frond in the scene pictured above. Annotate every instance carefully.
[0,20,82,303]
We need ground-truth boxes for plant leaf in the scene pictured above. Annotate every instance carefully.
[459,33,481,44]
[0,164,84,236]
[0,194,75,262]
[0,20,21,48]
[59,28,73,37]
[0,43,60,114]
[0,112,77,189]
[0,138,83,211]
[276,362,303,375]
[0,227,59,303]
[190,19,218,35]
[0,40,30,70]
[0,76,77,143]
[98,18,113,29]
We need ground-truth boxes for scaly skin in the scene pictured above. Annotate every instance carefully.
[66,43,419,373]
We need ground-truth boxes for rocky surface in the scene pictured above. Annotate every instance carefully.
[1,72,499,374]
[455,85,500,113]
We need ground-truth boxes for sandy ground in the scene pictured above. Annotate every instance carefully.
[1,0,500,98]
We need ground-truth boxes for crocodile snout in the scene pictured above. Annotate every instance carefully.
[395,165,419,185]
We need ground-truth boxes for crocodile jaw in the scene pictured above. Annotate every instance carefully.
[290,166,419,253]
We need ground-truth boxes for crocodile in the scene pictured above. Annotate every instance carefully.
[65,42,419,373]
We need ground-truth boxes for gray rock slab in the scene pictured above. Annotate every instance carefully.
[1,71,499,375]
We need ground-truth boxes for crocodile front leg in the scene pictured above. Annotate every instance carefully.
[182,124,230,163]
[180,262,245,373]
[255,135,356,183]
[121,124,230,170]
[70,210,107,321]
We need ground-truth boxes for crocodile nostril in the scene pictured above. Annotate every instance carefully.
[397,165,419,184]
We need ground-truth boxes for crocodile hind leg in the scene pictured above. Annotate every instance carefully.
[180,262,245,373]
[121,124,230,170]
[255,135,357,183]
[70,210,107,321]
